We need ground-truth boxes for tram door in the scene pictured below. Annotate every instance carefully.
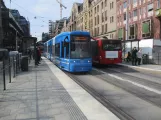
[61,37,70,70]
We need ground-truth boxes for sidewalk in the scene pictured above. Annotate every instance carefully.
[0,58,119,120]
[118,61,161,72]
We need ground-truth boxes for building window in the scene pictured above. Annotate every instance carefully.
[98,27,99,35]
[118,28,123,39]
[129,12,131,19]
[133,0,137,4]
[157,0,160,9]
[120,4,122,11]
[133,9,137,17]
[124,13,126,20]
[110,2,114,9]
[129,25,136,39]
[101,2,103,9]
[95,7,96,13]
[105,11,107,21]
[112,2,114,9]
[139,8,142,15]
[105,24,107,32]
[105,0,107,7]
[97,15,99,24]
[123,1,127,8]
[128,0,131,4]
[142,20,151,38]
[97,5,99,12]
[91,10,92,16]
[147,3,153,12]
[110,16,114,23]
[95,17,97,25]
[102,13,104,22]
[102,25,104,33]
[110,34,113,38]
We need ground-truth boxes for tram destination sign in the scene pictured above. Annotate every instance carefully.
[74,36,88,41]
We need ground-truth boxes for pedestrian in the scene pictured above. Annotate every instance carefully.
[126,51,131,62]
[131,47,138,65]
[137,49,142,65]
[38,47,41,62]
[36,47,40,65]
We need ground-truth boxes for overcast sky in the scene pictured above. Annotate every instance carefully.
[4,0,83,41]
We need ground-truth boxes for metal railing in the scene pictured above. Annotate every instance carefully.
[0,50,22,91]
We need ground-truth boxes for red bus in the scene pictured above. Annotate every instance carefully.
[91,37,122,65]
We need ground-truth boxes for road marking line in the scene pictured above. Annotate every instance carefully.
[118,63,161,72]
[93,68,161,95]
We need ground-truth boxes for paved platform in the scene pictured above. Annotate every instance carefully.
[0,57,119,120]
[118,62,161,72]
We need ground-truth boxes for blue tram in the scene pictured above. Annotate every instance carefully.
[44,31,92,72]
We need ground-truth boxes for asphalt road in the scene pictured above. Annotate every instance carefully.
[67,65,161,120]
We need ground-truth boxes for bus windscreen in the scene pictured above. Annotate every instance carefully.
[102,40,121,51]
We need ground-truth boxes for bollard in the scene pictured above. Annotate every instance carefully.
[3,52,6,90]
[9,57,11,83]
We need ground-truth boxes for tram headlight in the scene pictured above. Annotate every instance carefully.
[88,60,91,63]
[74,61,76,63]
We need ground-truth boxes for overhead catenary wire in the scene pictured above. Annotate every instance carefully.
[9,0,50,24]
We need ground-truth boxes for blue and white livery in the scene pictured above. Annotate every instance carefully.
[44,31,92,72]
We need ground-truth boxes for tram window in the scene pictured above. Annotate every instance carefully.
[65,43,69,58]
[62,42,64,58]
[55,43,60,56]
[52,45,55,56]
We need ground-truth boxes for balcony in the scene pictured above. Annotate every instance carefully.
[155,9,161,18]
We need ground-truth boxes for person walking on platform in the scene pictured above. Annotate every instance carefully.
[132,47,138,65]
[38,47,41,62]
[137,49,142,65]
[36,47,41,65]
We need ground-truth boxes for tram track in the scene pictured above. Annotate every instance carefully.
[92,67,161,108]
[65,71,135,120]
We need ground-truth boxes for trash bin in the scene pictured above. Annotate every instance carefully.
[142,54,149,64]
[21,56,28,71]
